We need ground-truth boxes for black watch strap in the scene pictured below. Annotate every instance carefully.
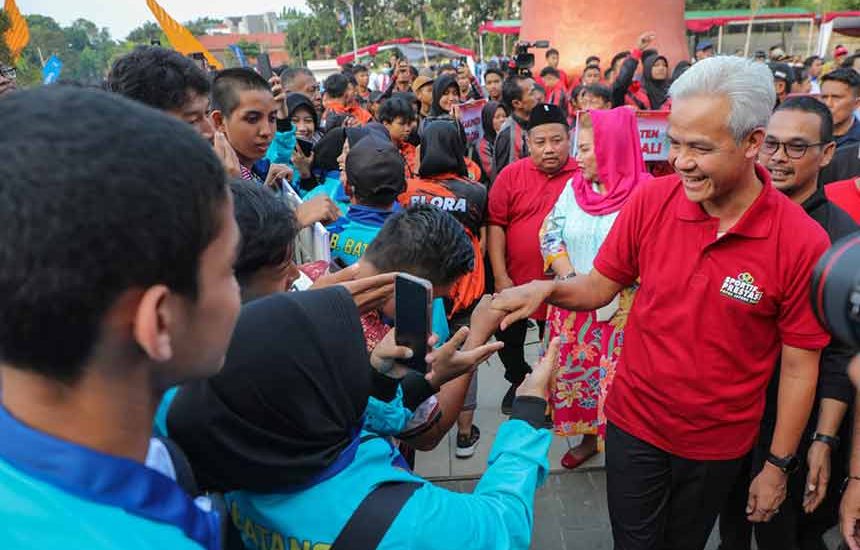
[813,432,840,450]
[766,452,799,474]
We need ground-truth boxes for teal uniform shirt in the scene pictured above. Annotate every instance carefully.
[303,171,350,219]
[0,405,220,550]
[227,417,551,550]
[328,203,400,267]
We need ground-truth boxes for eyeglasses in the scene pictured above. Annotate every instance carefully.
[0,67,16,79]
[761,138,827,159]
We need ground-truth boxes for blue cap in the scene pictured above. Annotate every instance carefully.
[696,40,714,52]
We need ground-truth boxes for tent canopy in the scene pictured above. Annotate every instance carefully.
[478,10,860,36]
[336,38,476,66]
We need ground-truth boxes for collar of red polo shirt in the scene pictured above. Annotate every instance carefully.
[674,163,775,239]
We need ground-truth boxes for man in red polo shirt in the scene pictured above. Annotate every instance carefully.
[492,57,831,550]
[487,103,575,414]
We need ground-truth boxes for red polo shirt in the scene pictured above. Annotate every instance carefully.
[825,179,860,223]
[596,166,830,460]
[488,157,575,319]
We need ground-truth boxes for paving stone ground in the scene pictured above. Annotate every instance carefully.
[414,327,843,549]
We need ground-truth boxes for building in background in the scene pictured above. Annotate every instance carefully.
[206,13,285,36]
[197,33,290,67]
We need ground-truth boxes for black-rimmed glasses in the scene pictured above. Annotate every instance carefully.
[761,138,827,159]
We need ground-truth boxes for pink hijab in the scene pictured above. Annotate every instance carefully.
[572,107,651,216]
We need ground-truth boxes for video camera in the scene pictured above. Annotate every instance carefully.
[511,40,550,78]
[811,234,860,348]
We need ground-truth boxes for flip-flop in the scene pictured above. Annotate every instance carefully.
[561,448,597,470]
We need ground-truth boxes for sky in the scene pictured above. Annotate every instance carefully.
[17,0,308,41]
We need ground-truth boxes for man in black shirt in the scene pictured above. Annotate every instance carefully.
[821,69,860,150]
[493,75,536,176]
[719,96,857,550]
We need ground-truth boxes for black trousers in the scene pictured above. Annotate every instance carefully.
[718,442,843,550]
[494,318,545,385]
[606,422,746,550]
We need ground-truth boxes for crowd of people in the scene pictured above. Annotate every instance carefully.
[7,26,860,550]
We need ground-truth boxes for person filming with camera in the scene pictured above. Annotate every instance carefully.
[491,57,831,550]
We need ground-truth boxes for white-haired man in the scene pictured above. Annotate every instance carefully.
[491,57,831,549]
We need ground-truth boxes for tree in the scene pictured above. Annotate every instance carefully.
[183,17,221,36]
[126,21,165,44]
[0,10,12,65]
[236,39,261,59]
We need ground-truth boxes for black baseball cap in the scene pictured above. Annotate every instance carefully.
[345,137,406,204]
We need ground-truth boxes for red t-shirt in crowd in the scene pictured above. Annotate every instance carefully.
[825,179,860,223]
[488,157,575,319]
[595,166,830,461]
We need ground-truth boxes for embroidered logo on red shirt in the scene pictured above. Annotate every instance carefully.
[720,272,764,305]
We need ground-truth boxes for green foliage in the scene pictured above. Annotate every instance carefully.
[0,10,12,65]
[236,39,261,59]
[282,0,508,62]
[15,14,122,87]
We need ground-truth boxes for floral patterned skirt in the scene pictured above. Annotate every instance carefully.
[544,292,632,448]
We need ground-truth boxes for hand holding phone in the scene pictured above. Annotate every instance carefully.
[395,273,433,373]
[257,53,273,81]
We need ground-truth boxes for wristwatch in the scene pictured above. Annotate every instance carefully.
[766,452,799,474]
[812,432,840,450]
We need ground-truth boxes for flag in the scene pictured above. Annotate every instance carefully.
[145,0,222,69]
[42,55,62,84]
[228,44,248,68]
[3,0,29,62]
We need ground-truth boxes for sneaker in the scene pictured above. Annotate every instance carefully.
[501,383,519,415]
[456,425,481,459]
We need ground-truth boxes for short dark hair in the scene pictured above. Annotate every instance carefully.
[363,205,474,287]
[775,96,834,143]
[583,83,612,104]
[0,87,227,382]
[803,55,821,68]
[585,55,600,66]
[352,64,368,75]
[437,64,456,75]
[483,68,504,81]
[583,65,601,76]
[546,48,559,58]
[378,96,416,124]
[502,75,527,111]
[540,66,560,79]
[610,51,630,69]
[211,68,272,118]
[280,66,314,90]
[324,72,349,99]
[822,68,860,97]
[230,180,298,286]
[108,46,210,112]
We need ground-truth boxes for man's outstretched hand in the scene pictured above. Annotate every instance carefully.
[491,280,554,330]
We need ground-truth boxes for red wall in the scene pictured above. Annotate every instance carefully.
[519,0,689,80]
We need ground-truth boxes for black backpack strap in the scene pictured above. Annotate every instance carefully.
[330,481,422,550]
[156,436,200,497]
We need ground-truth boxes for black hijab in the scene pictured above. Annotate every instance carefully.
[419,119,468,178]
[287,93,319,132]
[642,54,671,110]
[167,287,371,493]
[429,74,460,117]
[311,127,369,172]
[481,101,504,143]
[312,127,347,172]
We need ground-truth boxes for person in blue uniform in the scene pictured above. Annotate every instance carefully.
[0,87,241,549]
